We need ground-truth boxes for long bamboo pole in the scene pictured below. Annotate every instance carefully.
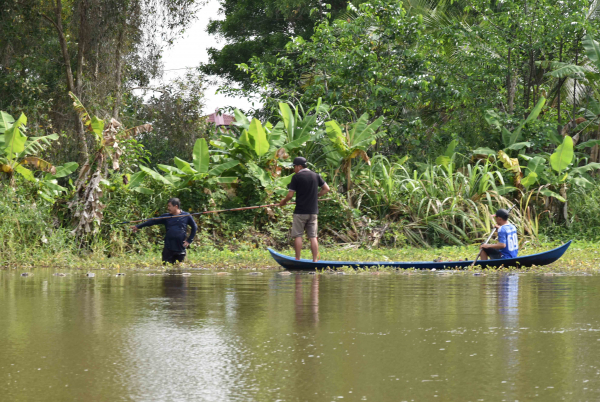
[111,199,332,226]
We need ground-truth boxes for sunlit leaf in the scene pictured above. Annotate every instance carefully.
[276,174,294,188]
[521,172,538,188]
[128,171,147,188]
[435,155,451,168]
[174,157,197,174]
[192,138,209,173]
[539,188,566,202]
[525,156,546,176]
[4,113,27,159]
[238,129,254,150]
[14,164,34,181]
[550,135,574,173]
[279,102,295,140]
[232,109,250,130]
[249,118,269,156]
[0,111,15,134]
[215,177,238,184]
[325,120,347,152]
[53,162,79,178]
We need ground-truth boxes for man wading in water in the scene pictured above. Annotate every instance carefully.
[279,157,330,262]
[479,208,519,260]
[131,198,197,264]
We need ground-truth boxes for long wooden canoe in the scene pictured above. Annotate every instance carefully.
[268,241,572,270]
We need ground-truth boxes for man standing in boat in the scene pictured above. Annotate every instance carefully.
[131,198,197,264]
[279,157,330,262]
[479,209,518,260]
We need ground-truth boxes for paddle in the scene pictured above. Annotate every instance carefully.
[470,205,516,268]
[111,199,333,226]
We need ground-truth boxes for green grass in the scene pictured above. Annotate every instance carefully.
[5,239,598,273]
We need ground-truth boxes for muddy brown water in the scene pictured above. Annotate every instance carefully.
[1,269,599,401]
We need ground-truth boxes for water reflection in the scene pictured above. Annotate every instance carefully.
[1,271,600,401]
[162,274,189,307]
[295,274,320,326]
[498,274,520,398]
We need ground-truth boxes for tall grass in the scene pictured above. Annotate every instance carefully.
[353,156,539,247]
[0,189,76,265]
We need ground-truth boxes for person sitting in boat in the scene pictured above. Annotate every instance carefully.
[479,208,518,260]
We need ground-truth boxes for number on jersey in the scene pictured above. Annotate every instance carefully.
[506,232,518,251]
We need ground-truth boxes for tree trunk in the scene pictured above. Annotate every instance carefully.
[75,0,89,166]
[573,38,579,120]
[592,124,600,164]
[76,0,86,97]
[560,184,569,227]
[113,27,125,120]
[557,39,563,124]
[53,0,75,94]
[506,48,516,114]
[346,161,353,208]
[524,50,534,111]
[44,0,88,165]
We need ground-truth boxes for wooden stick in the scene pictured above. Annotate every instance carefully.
[112,199,333,225]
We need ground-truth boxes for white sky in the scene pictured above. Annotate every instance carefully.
[154,0,259,115]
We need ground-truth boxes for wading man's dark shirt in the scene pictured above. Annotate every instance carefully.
[136,212,197,253]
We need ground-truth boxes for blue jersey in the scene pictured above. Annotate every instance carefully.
[497,223,518,259]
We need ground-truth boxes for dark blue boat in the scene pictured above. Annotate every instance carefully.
[268,241,572,270]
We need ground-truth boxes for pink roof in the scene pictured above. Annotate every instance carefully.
[206,109,235,126]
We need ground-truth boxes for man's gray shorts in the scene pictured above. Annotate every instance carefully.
[291,214,318,238]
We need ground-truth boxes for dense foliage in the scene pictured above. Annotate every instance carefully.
[4,0,600,264]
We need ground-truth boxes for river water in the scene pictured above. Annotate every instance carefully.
[1,269,599,401]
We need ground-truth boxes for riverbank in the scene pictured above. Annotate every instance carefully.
[3,240,596,272]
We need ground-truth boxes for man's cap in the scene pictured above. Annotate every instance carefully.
[293,157,307,166]
[494,209,510,220]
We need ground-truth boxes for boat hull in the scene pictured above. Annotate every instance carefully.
[268,241,572,270]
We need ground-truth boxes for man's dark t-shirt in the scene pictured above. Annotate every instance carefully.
[136,212,197,252]
[288,169,326,214]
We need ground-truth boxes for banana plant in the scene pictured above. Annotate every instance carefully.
[325,113,384,207]
[472,97,547,189]
[540,33,600,120]
[476,96,547,156]
[67,93,151,236]
[210,103,328,193]
[0,110,78,194]
[276,98,329,143]
[520,135,600,203]
[129,138,241,193]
